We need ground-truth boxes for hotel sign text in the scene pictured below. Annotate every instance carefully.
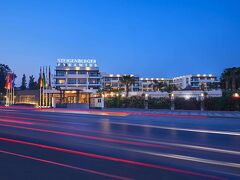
[57,59,97,64]
[57,58,98,67]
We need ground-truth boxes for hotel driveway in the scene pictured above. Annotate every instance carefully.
[0,107,239,180]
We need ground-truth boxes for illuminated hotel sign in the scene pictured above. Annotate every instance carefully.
[57,58,98,67]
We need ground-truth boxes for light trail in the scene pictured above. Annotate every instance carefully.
[0,123,164,148]
[0,149,132,180]
[110,122,240,136]
[0,118,34,125]
[1,115,239,156]
[0,119,239,156]
[0,137,225,180]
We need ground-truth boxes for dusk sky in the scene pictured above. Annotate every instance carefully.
[0,0,240,84]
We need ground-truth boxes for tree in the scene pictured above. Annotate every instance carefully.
[29,75,38,90]
[152,80,167,92]
[120,75,135,97]
[199,82,206,91]
[166,84,178,93]
[208,82,219,90]
[21,74,27,90]
[0,64,11,96]
[220,67,240,92]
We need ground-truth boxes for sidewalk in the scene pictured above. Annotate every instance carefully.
[104,108,240,119]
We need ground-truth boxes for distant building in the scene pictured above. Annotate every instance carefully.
[101,73,140,92]
[101,73,220,94]
[139,78,172,92]
[171,74,219,90]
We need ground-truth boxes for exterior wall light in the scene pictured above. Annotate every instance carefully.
[233,93,240,98]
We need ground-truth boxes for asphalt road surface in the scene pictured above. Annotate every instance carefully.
[0,107,240,180]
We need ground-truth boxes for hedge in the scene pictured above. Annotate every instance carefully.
[104,96,240,111]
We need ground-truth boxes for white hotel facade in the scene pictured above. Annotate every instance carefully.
[51,59,221,104]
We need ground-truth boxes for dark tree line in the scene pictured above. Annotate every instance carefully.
[220,67,240,92]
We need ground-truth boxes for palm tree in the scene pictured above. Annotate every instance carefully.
[220,67,240,91]
[120,75,135,97]
[97,84,113,97]
[152,80,165,92]
[166,84,177,93]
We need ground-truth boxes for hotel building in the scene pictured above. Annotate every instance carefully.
[101,73,219,93]
[101,73,140,92]
[139,78,172,92]
[13,59,221,107]
[171,74,219,90]
[53,59,102,105]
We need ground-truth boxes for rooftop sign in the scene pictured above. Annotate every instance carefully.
[57,58,98,67]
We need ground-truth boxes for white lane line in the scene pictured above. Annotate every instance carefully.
[118,137,240,155]
[110,122,240,136]
[124,149,240,169]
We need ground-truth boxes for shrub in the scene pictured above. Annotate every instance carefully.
[148,97,170,109]
[174,97,200,110]
[204,97,240,111]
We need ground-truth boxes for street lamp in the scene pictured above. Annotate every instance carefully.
[200,93,205,111]
[145,94,149,109]
[170,93,175,111]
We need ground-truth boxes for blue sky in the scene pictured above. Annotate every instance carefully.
[0,0,240,84]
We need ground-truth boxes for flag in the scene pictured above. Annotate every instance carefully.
[45,66,48,88]
[48,66,51,88]
[11,73,15,88]
[39,67,43,88]
[4,73,13,90]
[4,74,10,90]
[42,67,46,88]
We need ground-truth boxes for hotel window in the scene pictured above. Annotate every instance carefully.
[89,71,99,77]
[78,78,87,84]
[112,83,118,87]
[67,78,77,84]
[112,77,118,80]
[56,79,65,84]
[104,77,111,81]
[79,71,87,74]
[89,79,98,84]
[56,70,66,76]
[68,70,77,74]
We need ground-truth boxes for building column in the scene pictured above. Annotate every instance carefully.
[60,90,63,104]
[77,90,80,103]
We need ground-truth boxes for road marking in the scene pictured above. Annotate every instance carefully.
[110,122,240,136]
[138,140,240,155]
[125,149,240,169]
[0,149,131,180]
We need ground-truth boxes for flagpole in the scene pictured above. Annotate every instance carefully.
[6,89,9,106]
[12,73,15,105]
[11,72,14,105]
[39,67,42,108]
[46,66,48,108]
[9,85,12,105]
[43,86,45,107]
[43,66,45,108]
[49,66,51,108]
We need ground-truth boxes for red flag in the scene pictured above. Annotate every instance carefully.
[4,73,11,90]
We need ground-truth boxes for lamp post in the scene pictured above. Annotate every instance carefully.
[145,94,149,109]
[170,93,175,111]
[200,93,205,111]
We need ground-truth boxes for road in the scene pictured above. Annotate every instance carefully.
[0,107,240,180]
